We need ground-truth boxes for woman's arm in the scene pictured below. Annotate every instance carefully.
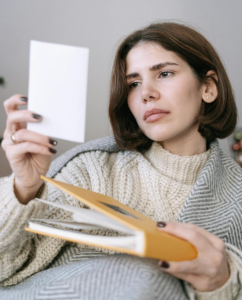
[0,150,96,286]
[0,175,48,283]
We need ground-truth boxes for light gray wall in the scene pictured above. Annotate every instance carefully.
[0,0,241,177]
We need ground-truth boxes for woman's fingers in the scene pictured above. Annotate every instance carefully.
[3,94,28,115]
[159,258,207,276]
[159,250,225,277]
[3,128,57,148]
[5,109,42,136]
[158,222,225,253]
[177,223,225,252]
[5,141,57,158]
[157,222,214,252]
[158,256,229,292]
[158,263,203,289]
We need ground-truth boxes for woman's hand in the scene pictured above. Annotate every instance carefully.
[157,221,230,292]
[1,94,58,204]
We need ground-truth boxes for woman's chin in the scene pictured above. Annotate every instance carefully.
[144,132,172,143]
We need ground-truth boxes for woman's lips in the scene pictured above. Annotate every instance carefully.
[144,109,170,123]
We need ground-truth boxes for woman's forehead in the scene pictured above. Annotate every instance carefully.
[126,43,184,73]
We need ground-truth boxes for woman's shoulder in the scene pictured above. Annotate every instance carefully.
[206,140,242,198]
[214,141,242,176]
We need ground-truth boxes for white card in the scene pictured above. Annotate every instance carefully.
[27,40,89,143]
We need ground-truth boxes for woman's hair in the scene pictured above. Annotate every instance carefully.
[108,22,237,151]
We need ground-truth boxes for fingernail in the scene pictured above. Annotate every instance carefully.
[157,221,166,228]
[20,96,28,102]
[49,148,57,154]
[32,113,42,120]
[159,261,169,269]
[49,138,58,146]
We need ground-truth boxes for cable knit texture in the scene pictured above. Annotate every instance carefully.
[0,142,240,299]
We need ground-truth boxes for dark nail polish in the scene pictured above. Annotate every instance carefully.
[160,261,169,269]
[20,96,28,102]
[49,148,57,154]
[157,221,166,228]
[49,139,58,146]
[32,113,42,120]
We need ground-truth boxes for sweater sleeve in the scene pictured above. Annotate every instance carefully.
[0,153,97,286]
[184,250,241,300]
[0,174,48,283]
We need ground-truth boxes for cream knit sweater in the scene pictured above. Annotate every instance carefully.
[0,142,240,299]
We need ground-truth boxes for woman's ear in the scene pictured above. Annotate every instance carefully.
[202,70,218,103]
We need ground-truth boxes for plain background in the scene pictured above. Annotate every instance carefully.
[0,0,242,177]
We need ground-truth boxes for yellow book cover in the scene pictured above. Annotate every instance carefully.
[25,175,197,261]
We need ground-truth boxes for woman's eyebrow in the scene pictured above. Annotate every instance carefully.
[150,62,179,71]
[126,72,139,80]
[126,62,179,79]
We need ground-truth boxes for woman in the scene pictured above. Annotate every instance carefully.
[0,22,242,299]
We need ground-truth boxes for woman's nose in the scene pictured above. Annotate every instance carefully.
[141,83,160,103]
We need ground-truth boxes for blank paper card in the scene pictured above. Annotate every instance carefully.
[27,40,89,143]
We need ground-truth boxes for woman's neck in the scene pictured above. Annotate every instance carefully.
[159,131,207,156]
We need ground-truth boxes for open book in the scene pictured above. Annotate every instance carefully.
[25,176,198,261]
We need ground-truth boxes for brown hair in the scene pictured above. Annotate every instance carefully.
[109,22,237,151]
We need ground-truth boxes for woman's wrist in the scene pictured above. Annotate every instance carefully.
[14,178,44,205]
[189,252,240,300]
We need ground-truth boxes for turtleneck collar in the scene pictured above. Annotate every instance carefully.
[144,142,211,186]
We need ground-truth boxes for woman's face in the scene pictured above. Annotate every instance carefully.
[126,42,205,144]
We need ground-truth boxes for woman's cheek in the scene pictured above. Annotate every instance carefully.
[128,98,140,121]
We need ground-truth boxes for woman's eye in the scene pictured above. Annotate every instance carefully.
[160,71,173,78]
[129,82,139,89]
